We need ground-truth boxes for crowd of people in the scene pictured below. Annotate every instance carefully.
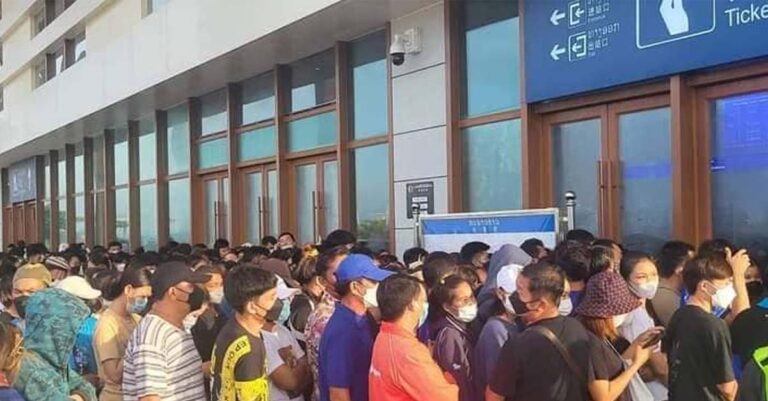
[0,228,767,401]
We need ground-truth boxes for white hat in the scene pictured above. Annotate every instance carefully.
[496,264,523,293]
[276,276,300,300]
[55,276,102,300]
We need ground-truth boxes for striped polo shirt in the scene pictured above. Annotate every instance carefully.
[122,313,207,401]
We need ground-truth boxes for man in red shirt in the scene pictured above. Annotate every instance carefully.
[369,275,458,401]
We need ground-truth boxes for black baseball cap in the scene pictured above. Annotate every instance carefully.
[151,261,210,300]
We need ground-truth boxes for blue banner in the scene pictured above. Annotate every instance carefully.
[524,0,768,102]
[421,213,556,235]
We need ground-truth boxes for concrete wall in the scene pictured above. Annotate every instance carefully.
[390,2,448,258]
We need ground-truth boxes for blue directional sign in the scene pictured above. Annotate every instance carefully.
[524,0,768,103]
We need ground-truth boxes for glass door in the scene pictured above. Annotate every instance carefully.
[290,156,338,246]
[202,174,230,246]
[242,164,278,243]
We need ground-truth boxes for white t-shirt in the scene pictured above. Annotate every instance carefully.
[262,324,306,401]
[618,305,668,401]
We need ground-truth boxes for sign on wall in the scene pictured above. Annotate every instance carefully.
[406,181,434,219]
[9,157,37,204]
[524,0,768,102]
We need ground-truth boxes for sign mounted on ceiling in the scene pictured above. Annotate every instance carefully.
[524,0,768,103]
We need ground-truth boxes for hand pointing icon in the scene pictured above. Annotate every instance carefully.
[660,0,690,35]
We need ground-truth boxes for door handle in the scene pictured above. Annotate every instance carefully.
[312,191,318,246]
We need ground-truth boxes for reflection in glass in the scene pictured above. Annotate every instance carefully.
[241,72,275,125]
[296,164,317,245]
[43,201,51,247]
[113,128,129,186]
[353,145,389,250]
[75,196,85,244]
[290,49,336,112]
[168,178,191,243]
[58,157,67,196]
[58,198,67,245]
[268,170,278,236]
[201,89,227,136]
[198,138,229,169]
[287,112,337,152]
[619,108,671,253]
[140,184,158,250]
[92,135,105,190]
[324,161,339,237]
[239,126,276,161]
[553,119,601,236]
[94,192,105,246]
[205,180,219,246]
[711,92,768,250]
[115,188,130,247]
[45,158,51,198]
[461,0,520,117]
[462,119,522,211]
[74,146,84,194]
[167,104,190,175]
[139,118,157,181]
[246,172,263,242]
[350,31,387,139]
[223,177,231,241]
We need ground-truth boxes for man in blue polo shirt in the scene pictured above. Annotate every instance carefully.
[318,254,393,401]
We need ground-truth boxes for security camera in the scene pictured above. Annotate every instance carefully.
[390,34,406,66]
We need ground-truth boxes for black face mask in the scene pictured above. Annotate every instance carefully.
[747,281,764,302]
[14,296,29,319]
[265,298,283,322]
[509,292,530,315]
[185,287,205,312]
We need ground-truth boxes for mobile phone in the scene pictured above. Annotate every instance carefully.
[642,329,665,348]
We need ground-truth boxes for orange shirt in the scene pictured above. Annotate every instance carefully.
[369,322,459,401]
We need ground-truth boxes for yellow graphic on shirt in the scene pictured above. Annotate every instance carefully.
[215,335,269,401]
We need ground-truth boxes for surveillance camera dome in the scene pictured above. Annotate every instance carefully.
[390,35,406,66]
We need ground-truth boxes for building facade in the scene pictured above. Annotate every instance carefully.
[0,0,767,257]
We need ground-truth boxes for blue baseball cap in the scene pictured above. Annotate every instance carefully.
[335,254,394,284]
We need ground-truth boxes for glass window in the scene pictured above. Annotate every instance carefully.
[74,145,84,194]
[241,72,275,125]
[58,198,67,244]
[113,128,129,186]
[57,155,66,197]
[462,119,522,211]
[290,49,336,113]
[245,172,263,242]
[552,119,601,236]
[268,170,278,236]
[619,108,672,254]
[461,0,520,117]
[33,59,47,88]
[238,126,276,161]
[353,144,389,250]
[94,192,105,245]
[75,195,85,244]
[114,188,129,246]
[350,31,388,139]
[198,138,228,169]
[33,8,46,36]
[92,135,105,190]
[200,89,227,136]
[287,111,337,152]
[43,201,51,247]
[296,164,316,245]
[167,104,190,175]
[168,178,190,243]
[147,0,167,15]
[73,32,86,63]
[140,184,158,250]
[323,161,339,236]
[138,118,157,181]
[48,46,65,79]
[44,157,51,199]
[711,92,768,250]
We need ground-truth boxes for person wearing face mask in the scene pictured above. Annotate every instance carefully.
[262,278,311,401]
[487,261,590,401]
[190,265,228,384]
[369,274,458,401]
[427,275,477,401]
[93,267,153,401]
[318,254,393,401]
[8,263,52,332]
[617,251,669,400]
[663,256,741,401]
[122,261,210,401]
[576,270,661,401]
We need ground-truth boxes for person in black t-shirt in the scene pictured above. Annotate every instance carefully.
[663,254,748,401]
[487,261,591,401]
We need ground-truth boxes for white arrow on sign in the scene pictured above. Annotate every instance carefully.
[550,44,566,60]
[550,9,566,25]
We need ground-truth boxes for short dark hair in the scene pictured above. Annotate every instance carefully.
[295,256,319,286]
[242,247,271,264]
[589,245,615,279]
[224,265,278,314]
[619,251,653,280]
[698,239,734,260]
[565,229,595,245]
[403,247,429,267]
[213,239,230,250]
[324,230,357,249]
[422,257,459,289]
[460,242,490,264]
[108,241,122,249]
[554,240,591,282]
[683,256,733,294]
[261,236,278,247]
[428,275,470,322]
[520,261,565,305]
[457,265,481,290]
[658,241,695,278]
[26,243,48,257]
[279,232,296,242]
[316,246,349,278]
[350,244,374,259]
[520,238,545,259]
[593,238,621,250]
[378,274,424,322]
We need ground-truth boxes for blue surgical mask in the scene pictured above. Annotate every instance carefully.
[418,302,429,328]
[277,300,291,325]
[128,297,148,314]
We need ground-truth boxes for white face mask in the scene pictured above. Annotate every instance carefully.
[630,280,659,299]
[209,289,224,304]
[558,297,573,316]
[183,314,198,332]
[362,284,379,308]
[457,303,478,323]
[503,296,516,315]
[711,283,737,310]
[612,313,629,328]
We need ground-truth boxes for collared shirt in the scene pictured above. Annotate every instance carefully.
[370,322,458,401]
[305,292,336,401]
[318,303,373,401]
